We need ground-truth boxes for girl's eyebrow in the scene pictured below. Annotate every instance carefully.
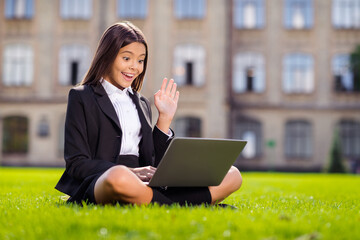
[119,50,146,56]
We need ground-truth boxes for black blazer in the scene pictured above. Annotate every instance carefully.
[55,84,173,196]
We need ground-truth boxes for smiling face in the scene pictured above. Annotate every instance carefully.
[104,42,146,90]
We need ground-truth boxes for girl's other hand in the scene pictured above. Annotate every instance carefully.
[129,166,156,182]
[154,78,180,133]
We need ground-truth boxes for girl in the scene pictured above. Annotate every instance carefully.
[55,22,242,206]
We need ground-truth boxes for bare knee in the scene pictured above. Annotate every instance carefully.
[228,166,242,192]
[103,165,134,196]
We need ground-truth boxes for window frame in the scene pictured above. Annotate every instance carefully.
[332,54,357,92]
[233,0,265,29]
[58,44,90,86]
[173,44,206,87]
[174,117,202,137]
[339,120,360,158]
[117,0,148,19]
[332,0,360,29]
[282,53,314,94]
[4,0,34,19]
[233,117,262,159]
[174,0,206,19]
[2,44,34,87]
[284,120,313,159]
[283,0,313,29]
[2,116,29,154]
[233,52,266,93]
[60,0,93,20]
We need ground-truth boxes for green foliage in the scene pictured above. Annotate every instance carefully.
[327,129,346,173]
[350,44,360,92]
[0,168,359,240]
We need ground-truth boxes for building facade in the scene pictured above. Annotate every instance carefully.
[0,0,359,171]
[229,0,360,171]
[0,0,228,166]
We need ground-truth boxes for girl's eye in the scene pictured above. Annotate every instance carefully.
[139,60,144,64]
[123,57,129,61]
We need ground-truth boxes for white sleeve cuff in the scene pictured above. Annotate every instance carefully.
[155,125,173,138]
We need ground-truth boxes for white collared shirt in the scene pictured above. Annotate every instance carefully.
[101,79,142,156]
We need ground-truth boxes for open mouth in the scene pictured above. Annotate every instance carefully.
[122,72,135,82]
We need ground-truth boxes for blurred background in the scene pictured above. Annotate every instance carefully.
[0,0,359,172]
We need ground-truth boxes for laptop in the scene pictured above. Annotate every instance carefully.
[148,137,247,187]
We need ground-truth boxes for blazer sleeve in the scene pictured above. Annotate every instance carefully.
[140,96,174,167]
[64,88,116,180]
[153,126,174,167]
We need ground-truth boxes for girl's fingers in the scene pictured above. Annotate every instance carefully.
[165,79,174,95]
[174,91,180,104]
[160,78,167,93]
[170,83,177,99]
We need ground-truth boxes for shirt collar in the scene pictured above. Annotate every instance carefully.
[101,78,134,96]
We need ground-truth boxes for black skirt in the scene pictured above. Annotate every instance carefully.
[67,155,211,206]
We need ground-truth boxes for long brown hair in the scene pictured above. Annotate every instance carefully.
[81,22,148,92]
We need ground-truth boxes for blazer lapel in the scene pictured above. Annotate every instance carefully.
[129,92,152,133]
[91,84,122,131]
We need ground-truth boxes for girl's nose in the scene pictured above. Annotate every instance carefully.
[130,61,137,70]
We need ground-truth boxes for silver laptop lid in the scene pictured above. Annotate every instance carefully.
[149,137,246,187]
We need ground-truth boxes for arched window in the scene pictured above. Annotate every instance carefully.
[2,116,29,154]
[339,120,360,158]
[59,45,90,86]
[233,118,262,158]
[2,44,34,86]
[173,44,205,87]
[233,52,265,93]
[283,53,314,93]
[284,120,312,158]
[174,117,202,137]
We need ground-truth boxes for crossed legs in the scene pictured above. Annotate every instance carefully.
[94,165,242,205]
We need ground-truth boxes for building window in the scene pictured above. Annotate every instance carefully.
[233,118,262,159]
[117,0,148,19]
[173,44,205,87]
[284,0,313,29]
[37,116,50,137]
[233,0,265,29]
[60,0,92,19]
[5,0,33,19]
[332,0,360,29]
[339,120,360,158]
[283,53,314,93]
[175,117,202,137]
[332,54,359,92]
[174,0,206,19]
[285,120,312,158]
[2,116,29,154]
[233,53,265,93]
[59,45,90,86]
[2,44,33,87]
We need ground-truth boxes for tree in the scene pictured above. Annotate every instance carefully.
[327,129,346,173]
[350,44,360,92]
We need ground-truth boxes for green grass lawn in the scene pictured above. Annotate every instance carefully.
[0,168,359,240]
